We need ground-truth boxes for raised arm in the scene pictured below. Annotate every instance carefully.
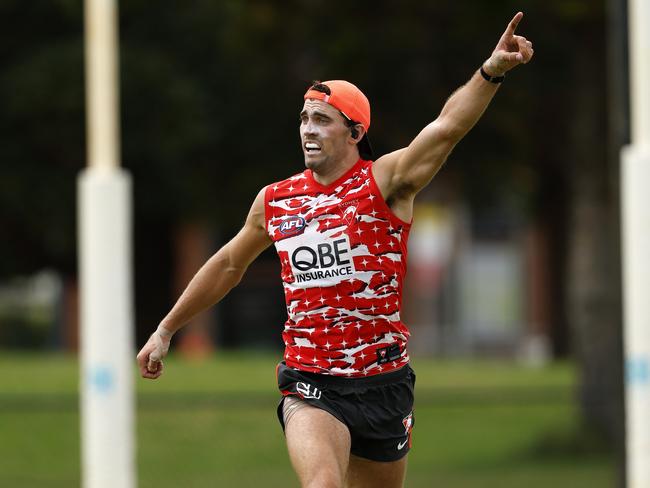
[136,187,273,378]
[373,12,533,222]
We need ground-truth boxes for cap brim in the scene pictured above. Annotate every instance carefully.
[358,134,374,160]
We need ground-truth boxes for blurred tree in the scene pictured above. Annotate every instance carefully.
[0,1,83,275]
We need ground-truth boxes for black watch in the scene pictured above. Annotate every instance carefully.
[480,66,505,84]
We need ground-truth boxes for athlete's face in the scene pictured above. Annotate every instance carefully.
[299,99,355,173]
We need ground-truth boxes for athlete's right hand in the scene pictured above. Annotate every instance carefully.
[483,12,534,77]
[137,325,173,379]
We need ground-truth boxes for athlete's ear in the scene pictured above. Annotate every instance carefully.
[350,125,365,142]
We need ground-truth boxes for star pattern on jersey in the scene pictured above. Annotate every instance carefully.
[265,159,412,377]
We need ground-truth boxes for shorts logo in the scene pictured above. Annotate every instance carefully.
[398,412,414,450]
[296,382,322,400]
[280,216,306,236]
[402,412,413,434]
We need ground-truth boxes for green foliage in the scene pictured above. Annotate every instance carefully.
[0,0,607,276]
[0,1,83,274]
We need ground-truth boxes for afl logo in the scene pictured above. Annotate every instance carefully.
[279,216,306,236]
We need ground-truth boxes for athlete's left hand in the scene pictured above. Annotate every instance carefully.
[483,12,534,77]
[136,325,173,379]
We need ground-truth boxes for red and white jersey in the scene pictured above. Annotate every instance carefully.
[264,158,412,377]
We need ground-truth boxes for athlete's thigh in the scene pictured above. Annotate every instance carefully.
[345,453,408,488]
[284,397,352,487]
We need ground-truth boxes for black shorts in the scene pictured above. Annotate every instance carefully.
[276,362,416,462]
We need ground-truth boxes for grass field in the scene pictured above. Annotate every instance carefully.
[0,352,615,487]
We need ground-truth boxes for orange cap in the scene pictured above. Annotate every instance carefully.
[304,80,371,131]
[304,80,374,159]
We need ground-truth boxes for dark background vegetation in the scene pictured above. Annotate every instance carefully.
[0,0,627,483]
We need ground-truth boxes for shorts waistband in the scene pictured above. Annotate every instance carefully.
[285,362,411,387]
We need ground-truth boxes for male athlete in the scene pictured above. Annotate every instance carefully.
[137,12,533,488]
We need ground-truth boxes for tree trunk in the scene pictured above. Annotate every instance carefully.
[565,10,625,485]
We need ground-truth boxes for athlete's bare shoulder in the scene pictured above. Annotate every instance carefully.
[372,148,407,200]
[247,186,269,232]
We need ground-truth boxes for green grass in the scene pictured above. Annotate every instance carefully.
[0,352,615,487]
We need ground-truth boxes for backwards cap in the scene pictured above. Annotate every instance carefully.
[304,80,373,160]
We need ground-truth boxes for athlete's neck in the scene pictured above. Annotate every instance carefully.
[311,152,360,186]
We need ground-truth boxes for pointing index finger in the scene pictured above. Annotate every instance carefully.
[505,11,524,36]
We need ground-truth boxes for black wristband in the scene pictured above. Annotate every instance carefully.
[480,66,505,84]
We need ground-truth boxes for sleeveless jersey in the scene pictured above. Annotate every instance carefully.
[264,159,412,377]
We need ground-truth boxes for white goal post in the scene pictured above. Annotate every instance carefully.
[622,0,650,486]
[79,0,135,487]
